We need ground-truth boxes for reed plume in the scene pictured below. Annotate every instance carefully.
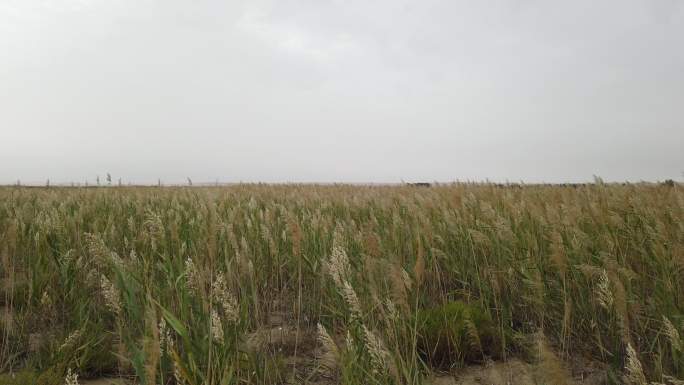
[624,343,647,385]
[212,272,239,322]
[64,368,80,385]
[317,323,340,373]
[100,275,122,315]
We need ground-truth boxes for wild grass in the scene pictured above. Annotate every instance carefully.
[0,182,682,384]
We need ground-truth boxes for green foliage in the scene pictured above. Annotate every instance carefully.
[34,367,64,385]
[417,301,501,368]
[0,371,37,385]
[0,367,62,385]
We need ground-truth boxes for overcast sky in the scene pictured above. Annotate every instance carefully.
[1,0,682,184]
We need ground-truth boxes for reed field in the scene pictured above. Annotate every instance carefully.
[0,183,682,385]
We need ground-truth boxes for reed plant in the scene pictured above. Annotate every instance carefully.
[0,182,681,384]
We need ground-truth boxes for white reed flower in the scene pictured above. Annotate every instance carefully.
[40,290,52,307]
[109,251,124,269]
[362,325,390,375]
[663,375,684,385]
[159,318,173,355]
[173,361,183,385]
[59,329,82,352]
[401,268,413,291]
[324,245,350,288]
[143,209,163,248]
[596,269,613,310]
[211,309,224,343]
[340,281,362,320]
[211,272,239,322]
[345,330,354,351]
[64,368,80,385]
[385,298,398,320]
[623,343,647,385]
[317,323,339,371]
[185,257,201,296]
[100,275,122,315]
[663,316,682,352]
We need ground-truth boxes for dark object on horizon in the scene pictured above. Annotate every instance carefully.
[408,182,431,187]
[492,183,522,189]
[662,179,675,187]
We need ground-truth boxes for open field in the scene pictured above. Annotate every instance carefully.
[0,183,682,385]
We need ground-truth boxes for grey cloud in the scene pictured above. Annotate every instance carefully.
[1,0,682,184]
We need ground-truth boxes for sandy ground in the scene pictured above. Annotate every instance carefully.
[81,379,128,385]
[427,354,608,385]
